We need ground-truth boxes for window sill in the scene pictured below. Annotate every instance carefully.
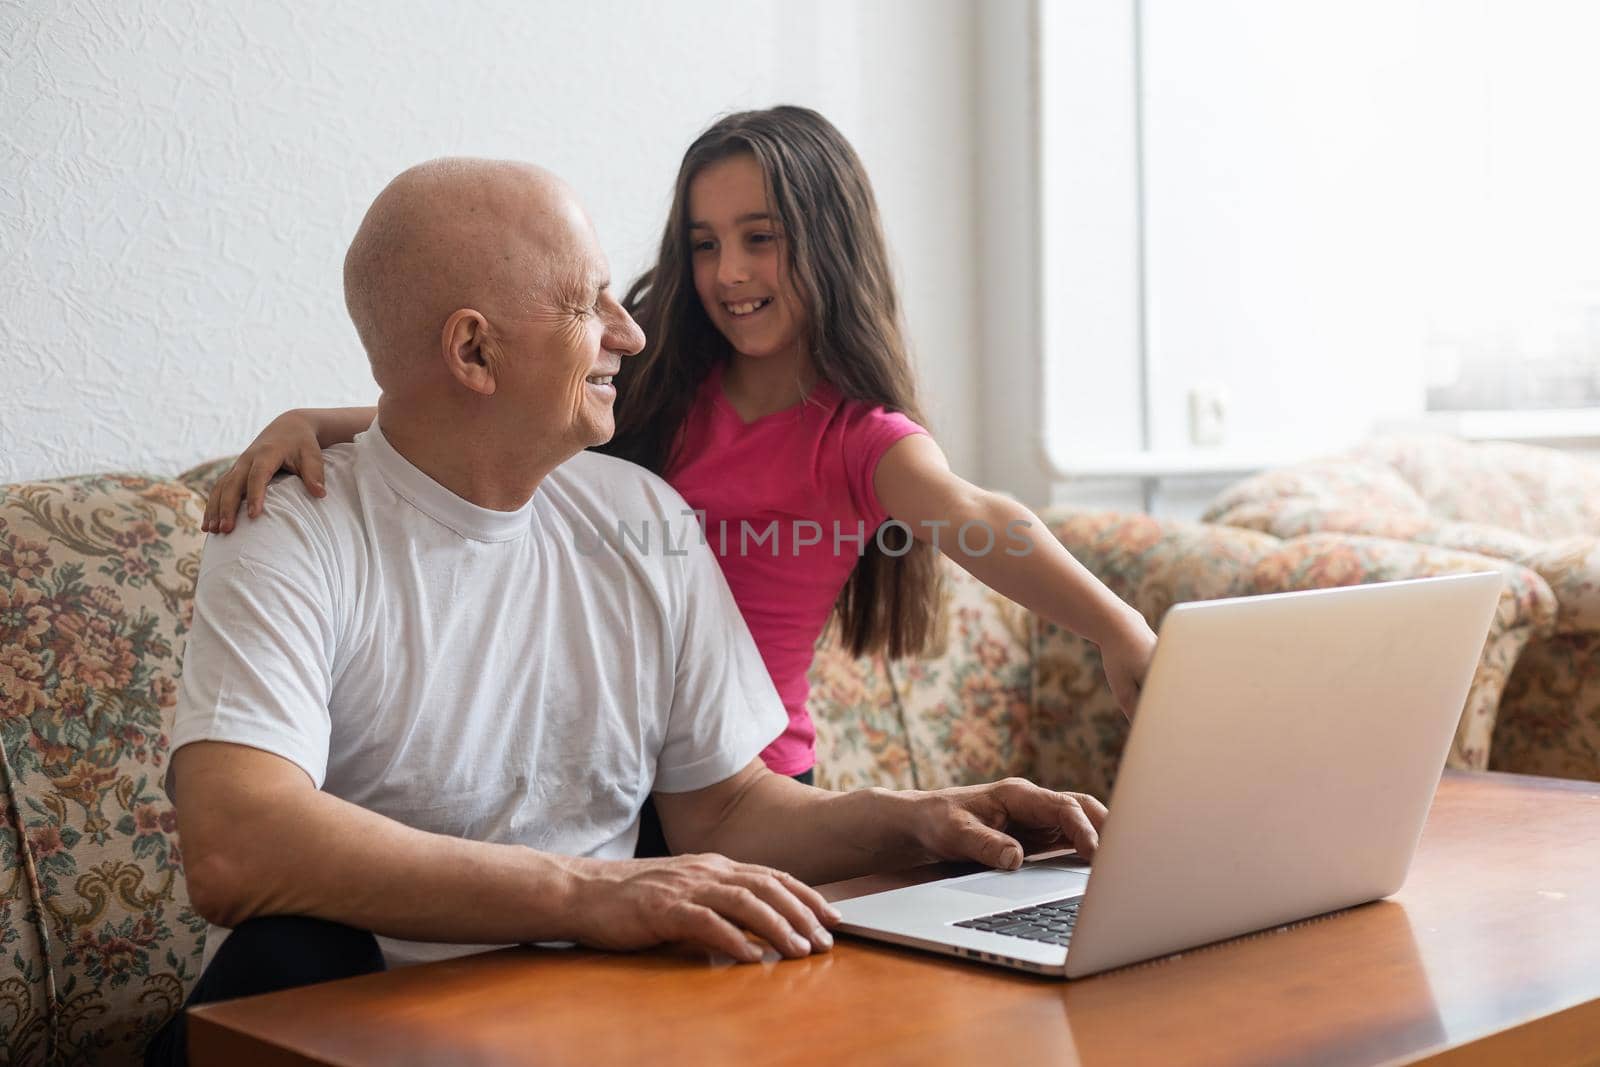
[1419,409,1600,445]
[1049,448,1316,482]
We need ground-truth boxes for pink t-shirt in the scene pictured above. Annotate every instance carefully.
[665,363,927,775]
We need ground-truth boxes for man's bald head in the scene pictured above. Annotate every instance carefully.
[343,158,591,388]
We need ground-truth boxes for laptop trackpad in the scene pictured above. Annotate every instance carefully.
[951,866,1089,902]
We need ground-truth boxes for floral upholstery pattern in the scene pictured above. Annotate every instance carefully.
[886,562,1034,790]
[1492,634,1600,779]
[0,476,206,1067]
[810,560,1037,793]
[808,639,914,793]
[1205,462,1432,543]
[2,784,50,1065]
[1352,436,1600,537]
[1204,435,1600,779]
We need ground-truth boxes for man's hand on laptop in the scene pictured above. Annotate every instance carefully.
[910,779,1108,870]
[563,853,840,965]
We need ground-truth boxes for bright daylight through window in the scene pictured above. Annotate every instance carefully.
[1042,0,1600,470]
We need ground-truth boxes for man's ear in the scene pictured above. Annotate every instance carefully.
[440,309,497,397]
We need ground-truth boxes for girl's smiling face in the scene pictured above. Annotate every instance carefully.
[687,153,808,365]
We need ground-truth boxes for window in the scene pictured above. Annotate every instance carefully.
[1413,2,1600,412]
[1039,0,1600,474]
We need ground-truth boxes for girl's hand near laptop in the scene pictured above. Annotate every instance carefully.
[1098,609,1158,719]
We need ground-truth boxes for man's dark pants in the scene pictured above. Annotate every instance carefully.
[142,916,385,1067]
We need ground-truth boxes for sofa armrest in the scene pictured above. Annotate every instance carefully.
[0,473,208,1062]
[1428,530,1600,636]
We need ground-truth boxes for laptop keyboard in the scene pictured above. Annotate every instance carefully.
[953,896,1082,947]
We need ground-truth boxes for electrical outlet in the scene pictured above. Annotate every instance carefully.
[1188,387,1229,447]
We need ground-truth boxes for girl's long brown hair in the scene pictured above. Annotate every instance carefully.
[602,105,941,660]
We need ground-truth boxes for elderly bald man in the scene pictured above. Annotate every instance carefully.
[146,159,1106,1065]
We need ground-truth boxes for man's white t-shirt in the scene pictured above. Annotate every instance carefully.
[171,423,787,967]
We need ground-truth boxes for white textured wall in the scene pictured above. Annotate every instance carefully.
[0,0,978,483]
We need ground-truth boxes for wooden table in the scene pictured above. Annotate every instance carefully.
[189,771,1600,1066]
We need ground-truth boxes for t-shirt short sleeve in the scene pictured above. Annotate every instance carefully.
[652,514,788,793]
[842,404,929,528]
[168,525,337,793]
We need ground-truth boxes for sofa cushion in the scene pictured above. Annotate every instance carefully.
[1206,438,1600,638]
[1353,435,1600,539]
[1203,458,1432,541]
[0,475,207,1066]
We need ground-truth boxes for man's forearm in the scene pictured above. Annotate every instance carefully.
[178,747,588,945]
[682,774,933,885]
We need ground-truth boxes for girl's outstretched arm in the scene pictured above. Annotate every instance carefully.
[874,434,1157,717]
[203,406,376,533]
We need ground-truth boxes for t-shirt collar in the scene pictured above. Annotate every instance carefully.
[358,419,535,543]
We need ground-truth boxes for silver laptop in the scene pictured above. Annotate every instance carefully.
[835,572,1502,979]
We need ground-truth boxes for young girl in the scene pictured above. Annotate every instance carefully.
[204,106,1157,789]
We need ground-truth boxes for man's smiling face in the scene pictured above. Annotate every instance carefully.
[490,193,644,451]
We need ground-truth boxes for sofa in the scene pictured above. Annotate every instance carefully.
[1204,435,1600,781]
[0,458,1559,1065]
